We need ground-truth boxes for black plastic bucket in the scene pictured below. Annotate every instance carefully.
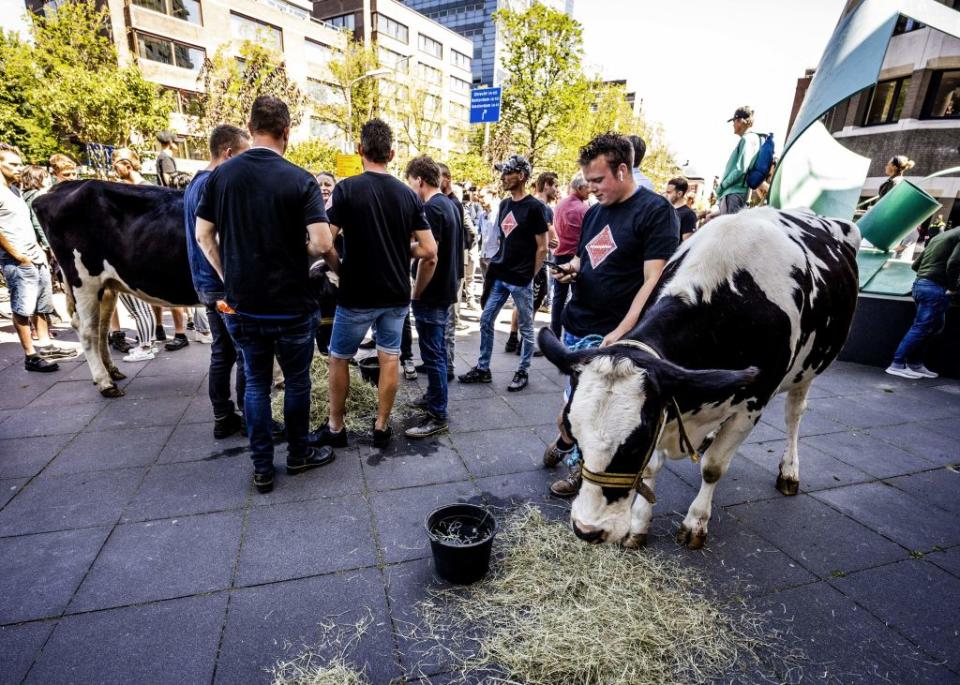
[357,356,379,386]
[425,503,498,584]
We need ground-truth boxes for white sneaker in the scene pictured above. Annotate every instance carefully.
[123,347,155,363]
[907,364,938,379]
[885,364,922,379]
[193,331,213,344]
[402,359,417,380]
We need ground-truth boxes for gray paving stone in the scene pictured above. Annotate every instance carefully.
[27,379,114,408]
[216,569,398,685]
[69,512,242,612]
[867,422,960,466]
[134,350,210,378]
[760,399,848,437]
[449,426,546,478]
[85,396,190,432]
[361,435,469,492]
[737,439,873,492]
[120,372,205,399]
[253,447,364,506]
[370,481,480,564]
[753,581,956,684]
[801,430,934,479]
[921,416,960,442]
[807,395,908,430]
[156,420,249,464]
[0,622,54,684]
[674,451,779,507]
[850,387,960,422]
[122,458,249,521]
[237,494,377,586]
[813,481,960,551]
[0,433,73,478]
[741,420,786,443]
[473,467,571,519]
[0,468,143,536]
[728,494,906,577]
[927,545,960,578]
[0,401,102,439]
[46,426,173,475]
[444,377,496,400]
[0,527,110,623]
[0,371,60,410]
[27,594,226,685]
[501,391,567,427]
[831,559,960,671]
[886,467,960,516]
[446,397,522,433]
[0,478,27,510]
[177,393,216,425]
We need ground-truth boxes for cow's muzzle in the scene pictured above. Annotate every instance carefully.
[572,520,605,543]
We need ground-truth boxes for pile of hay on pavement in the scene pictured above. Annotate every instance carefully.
[407,506,781,685]
[270,655,369,685]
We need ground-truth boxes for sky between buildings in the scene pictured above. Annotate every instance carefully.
[575,0,848,185]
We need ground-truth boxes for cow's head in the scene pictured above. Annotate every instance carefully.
[538,328,758,546]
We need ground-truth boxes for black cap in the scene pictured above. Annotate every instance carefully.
[495,154,532,178]
[156,130,183,144]
[727,106,754,122]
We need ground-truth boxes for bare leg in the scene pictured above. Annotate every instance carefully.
[152,305,164,336]
[376,351,399,431]
[625,449,665,549]
[777,382,811,496]
[12,314,37,356]
[510,307,518,334]
[327,356,350,432]
[33,315,53,346]
[171,307,187,335]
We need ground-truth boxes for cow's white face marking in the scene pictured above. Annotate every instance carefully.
[568,356,649,544]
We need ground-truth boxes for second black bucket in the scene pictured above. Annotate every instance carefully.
[357,356,380,386]
[425,503,497,584]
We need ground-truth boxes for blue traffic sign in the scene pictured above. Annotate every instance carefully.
[469,87,502,124]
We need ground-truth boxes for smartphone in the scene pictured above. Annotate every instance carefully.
[542,259,565,272]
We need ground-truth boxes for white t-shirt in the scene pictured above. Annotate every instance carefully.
[0,185,45,263]
[632,169,654,192]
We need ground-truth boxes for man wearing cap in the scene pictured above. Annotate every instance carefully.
[459,155,548,392]
[716,106,760,215]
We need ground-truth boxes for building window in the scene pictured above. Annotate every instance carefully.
[922,69,960,119]
[136,33,205,73]
[418,33,442,59]
[424,93,441,112]
[376,14,408,43]
[305,38,333,65]
[449,75,470,94]
[306,78,341,105]
[326,13,355,30]
[163,88,202,115]
[378,46,409,73]
[419,63,441,86]
[449,101,467,122]
[892,15,924,35]
[231,13,282,52]
[133,0,202,24]
[862,76,910,125]
[451,49,471,71]
[310,117,339,140]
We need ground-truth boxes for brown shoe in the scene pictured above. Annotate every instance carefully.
[543,439,573,468]
[550,464,581,498]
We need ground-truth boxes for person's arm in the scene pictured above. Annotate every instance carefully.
[412,253,438,300]
[195,218,224,282]
[307,221,339,273]
[601,259,668,347]
[945,241,960,294]
[534,231,548,274]
[554,255,580,283]
[0,232,31,265]
[411,227,438,260]
[547,224,559,250]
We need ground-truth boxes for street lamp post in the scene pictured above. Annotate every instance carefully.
[345,67,392,153]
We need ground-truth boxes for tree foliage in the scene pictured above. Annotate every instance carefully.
[0,0,172,161]
[285,138,339,174]
[382,75,442,158]
[310,40,380,147]
[196,41,305,134]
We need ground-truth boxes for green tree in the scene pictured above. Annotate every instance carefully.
[310,40,381,148]
[197,41,305,134]
[286,138,339,173]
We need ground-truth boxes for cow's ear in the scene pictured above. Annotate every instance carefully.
[653,360,760,406]
[537,327,590,375]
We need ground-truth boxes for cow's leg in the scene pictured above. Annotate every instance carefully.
[776,381,812,496]
[624,449,665,549]
[677,411,755,549]
[74,284,122,397]
[98,289,126,382]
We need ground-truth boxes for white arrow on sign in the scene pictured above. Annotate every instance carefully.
[482,108,487,120]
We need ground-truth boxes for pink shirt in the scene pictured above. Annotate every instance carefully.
[554,193,589,256]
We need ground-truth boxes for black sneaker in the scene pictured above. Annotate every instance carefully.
[504,334,519,353]
[155,324,167,341]
[458,366,492,384]
[410,394,430,410]
[447,371,455,382]
[24,355,59,373]
[373,422,392,448]
[253,470,274,494]
[308,422,349,448]
[213,412,243,439]
[507,370,529,392]
[164,334,189,351]
[405,414,448,439]
[186,320,195,331]
[286,446,335,474]
[109,331,133,353]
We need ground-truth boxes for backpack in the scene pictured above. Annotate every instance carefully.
[746,132,776,189]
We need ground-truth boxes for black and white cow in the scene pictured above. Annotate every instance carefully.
[32,180,199,397]
[538,207,860,549]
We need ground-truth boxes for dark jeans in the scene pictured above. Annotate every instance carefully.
[412,301,449,420]
[401,309,413,362]
[550,253,574,336]
[892,278,952,365]
[199,292,245,419]
[222,311,317,472]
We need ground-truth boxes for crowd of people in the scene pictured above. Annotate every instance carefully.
[3,98,957,497]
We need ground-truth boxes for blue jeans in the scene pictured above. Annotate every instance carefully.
[198,291,245,419]
[1,259,54,317]
[892,279,952,365]
[479,279,534,372]
[330,305,407,358]
[550,254,574,336]
[222,311,318,472]
[412,301,450,420]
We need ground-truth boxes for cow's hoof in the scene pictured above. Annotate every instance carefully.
[100,385,125,398]
[676,525,706,550]
[108,368,127,381]
[776,475,800,496]
[623,533,647,550]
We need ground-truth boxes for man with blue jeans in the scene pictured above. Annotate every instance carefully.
[405,156,461,438]
[196,96,338,494]
[459,155,548,392]
[183,124,250,439]
[886,227,960,379]
[310,119,437,449]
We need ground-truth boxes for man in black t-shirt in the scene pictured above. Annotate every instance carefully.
[664,176,698,241]
[309,119,437,450]
[404,156,460,438]
[459,155,548,392]
[546,133,679,497]
[196,96,339,494]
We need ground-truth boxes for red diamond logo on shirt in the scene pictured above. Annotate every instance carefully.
[500,211,518,238]
[585,225,618,268]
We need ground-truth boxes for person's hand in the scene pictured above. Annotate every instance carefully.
[600,327,626,348]
[18,256,32,267]
[548,236,559,250]
[948,290,956,297]
[553,264,577,284]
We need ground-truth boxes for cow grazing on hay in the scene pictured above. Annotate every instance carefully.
[32,180,199,397]
[539,207,860,550]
